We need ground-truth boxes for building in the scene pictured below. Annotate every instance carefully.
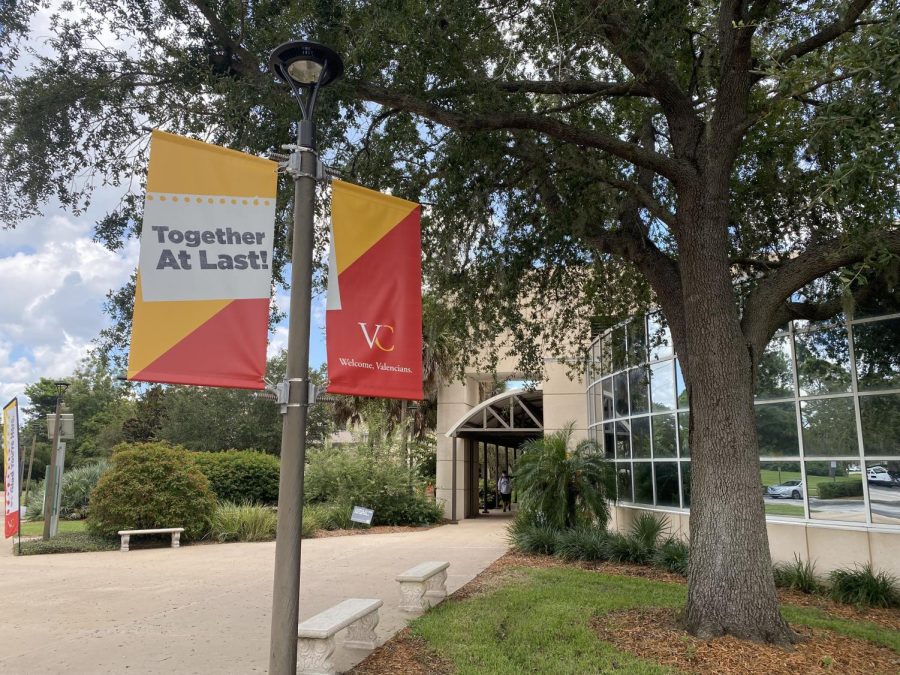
[435,307,900,575]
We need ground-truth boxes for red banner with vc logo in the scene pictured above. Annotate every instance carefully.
[325,180,424,400]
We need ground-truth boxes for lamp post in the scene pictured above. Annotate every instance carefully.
[267,40,343,675]
[42,380,69,540]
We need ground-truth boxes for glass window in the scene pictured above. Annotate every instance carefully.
[853,318,900,392]
[675,359,688,409]
[591,385,602,425]
[648,312,673,361]
[859,394,900,457]
[680,462,691,507]
[600,333,613,376]
[634,462,654,504]
[866,460,900,525]
[614,420,631,460]
[755,402,800,456]
[611,326,627,372]
[602,423,615,460]
[795,326,852,395]
[614,371,629,418]
[800,398,859,457]
[806,460,865,523]
[616,463,633,502]
[655,462,680,508]
[627,317,648,366]
[631,416,651,459]
[652,413,677,458]
[761,462,805,518]
[650,361,676,412]
[628,367,649,415]
[678,412,690,457]
[756,335,795,400]
[602,377,614,420]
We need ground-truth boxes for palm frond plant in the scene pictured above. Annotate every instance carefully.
[514,424,613,530]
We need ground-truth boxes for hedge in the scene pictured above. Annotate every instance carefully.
[817,480,864,499]
[191,450,280,505]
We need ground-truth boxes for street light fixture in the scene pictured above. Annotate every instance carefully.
[267,40,343,675]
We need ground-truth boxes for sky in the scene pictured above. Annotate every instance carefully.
[0,5,327,406]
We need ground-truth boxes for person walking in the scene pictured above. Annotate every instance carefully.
[497,471,512,513]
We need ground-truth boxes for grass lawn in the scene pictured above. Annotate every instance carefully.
[20,520,88,537]
[764,502,805,517]
[409,566,899,675]
[760,468,859,492]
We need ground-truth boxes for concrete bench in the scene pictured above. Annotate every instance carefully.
[396,561,449,613]
[297,597,383,675]
[117,528,184,552]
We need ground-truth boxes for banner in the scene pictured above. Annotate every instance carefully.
[3,398,19,538]
[326,180,423,400]
[127,130,278,389]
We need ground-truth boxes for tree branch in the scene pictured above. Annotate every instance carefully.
[351,81,691,185]
[186,0,260,76]
[774,0,874,66]
[742,228,900,352]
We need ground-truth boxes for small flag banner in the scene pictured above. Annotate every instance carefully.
[3,398,19,538]
[326,180,424,400]
[127,130,278,389]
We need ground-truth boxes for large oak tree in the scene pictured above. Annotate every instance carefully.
[2,0,898,643]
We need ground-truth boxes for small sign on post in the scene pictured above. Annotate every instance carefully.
[350,506,374,526]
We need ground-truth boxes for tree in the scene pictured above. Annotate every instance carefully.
[3,0,898,643]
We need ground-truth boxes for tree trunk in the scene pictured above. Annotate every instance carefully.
[676,193,796,644]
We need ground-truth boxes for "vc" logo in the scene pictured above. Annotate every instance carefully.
[359,323,395,352]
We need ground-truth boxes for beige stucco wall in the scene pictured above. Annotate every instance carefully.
[611,504,900,577]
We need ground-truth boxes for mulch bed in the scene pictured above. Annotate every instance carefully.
[312,524,440,538]
[592,607,900,675]
[350,551,900,674]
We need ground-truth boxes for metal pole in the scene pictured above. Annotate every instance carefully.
[24,435,36,507]
[482,442,489,514]
[42,387,65,540]
[451,436,458,523]
[268,131,317,675]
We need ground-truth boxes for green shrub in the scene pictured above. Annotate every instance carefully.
[60,461,109,518]
[16,532,118,555]
[630,513,667,550]
[88,442,216,540]
[304,502,354,531]
[302,505,326,537]
[828,564,900,608]
[555,526,609,562]
[191,451,280,505]
[23,483,44,521]
[603,531,637,562]
[508,517,561,555]
[817,481,864,499]
[652,537,690,576]
[773,555,820,594]
[209,501,277,542]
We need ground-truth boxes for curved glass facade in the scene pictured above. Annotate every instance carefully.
[586,310,900,529]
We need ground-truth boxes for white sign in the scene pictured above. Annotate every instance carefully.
[350,506,374,526]
[3,398,20,538]
[138,194,276,301]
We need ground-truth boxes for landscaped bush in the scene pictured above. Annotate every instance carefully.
[817,481,864,499]
[23,484,44,521]
[652,537,690,576]
[304,502,354,531]
[304,447,443,526]
[88,442,216,540]
[773,555,820,594]
[604,530,651,564]
[508,516,562,555]
[555,526,609,562]
[15,532,118,555]
[191,450,280,505]
[209,501,277,542]
[60,460,109,518]
[828,564,900,608]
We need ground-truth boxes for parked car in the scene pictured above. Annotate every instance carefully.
[867,467,897,487]
[767,480,804,499]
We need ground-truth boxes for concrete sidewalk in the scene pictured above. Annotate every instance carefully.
[0,517,510,674]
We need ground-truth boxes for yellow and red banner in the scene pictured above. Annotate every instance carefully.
[3,398,19,538]
[326,180,423,400]
[127,131,278,389]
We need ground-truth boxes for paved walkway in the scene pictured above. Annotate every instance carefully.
[0,516,510,674]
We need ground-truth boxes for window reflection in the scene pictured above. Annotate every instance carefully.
[617,463,633,502]
[629,367,649,415]
[755,402,799,456]
[602,377,614,420]
[648,313,673,361]
[800,398,859,457]
[866,460,900,525]
[631,416,651,459]
[655,462,679,507]
[756,335,795,400]
[761,462,804,518]
[678,413,690,457]
[614,421,631,460]
[859,394,900,457]
[675,359,688,409]
[614,371,629,418]
[806,461,865,522]
[652,414,677,458]
[634,462,654,504]
[600,334,613,376]
[628,318,648,366]
[680,462,691,507]
[602,422,615,459]
[612,326,627,372]
[795,326,851,395]
[854,318,900,391]
[650,361,676,412]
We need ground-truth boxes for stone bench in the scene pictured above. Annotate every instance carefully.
[297,597,383,675]
[117,528,184,552]
[396,561,449,613]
